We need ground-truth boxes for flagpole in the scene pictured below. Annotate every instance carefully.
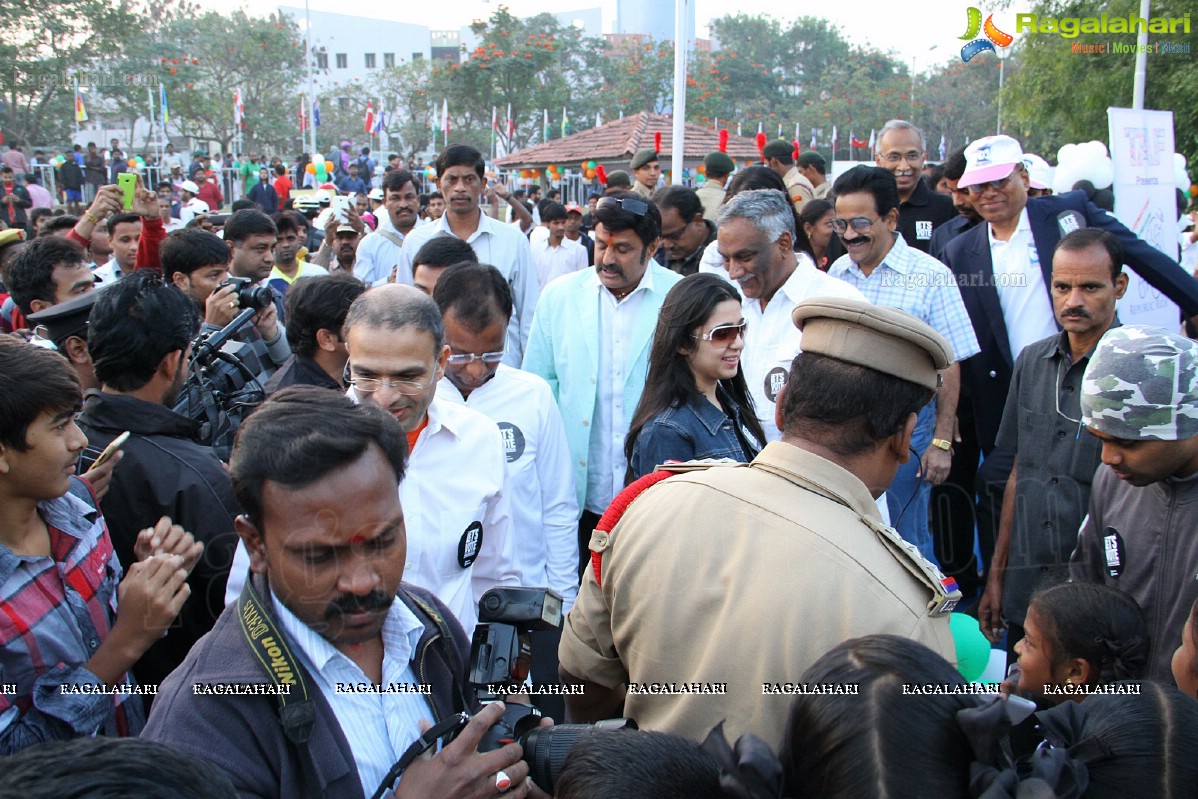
[670,0,688,185]
[73,76,81,136]
[305,0,316,157]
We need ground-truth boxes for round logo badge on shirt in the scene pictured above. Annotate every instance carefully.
[497,422,526,463]
[764,367,789,402]
[458,521,484,569]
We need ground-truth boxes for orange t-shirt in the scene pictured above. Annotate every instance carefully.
[405,415,429,454]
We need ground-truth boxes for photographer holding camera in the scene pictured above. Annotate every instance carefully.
[144,387,548,799]
[74,272,238,692]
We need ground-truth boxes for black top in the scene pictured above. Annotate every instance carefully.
[898,177,956,254]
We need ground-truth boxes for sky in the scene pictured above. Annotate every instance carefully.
[216,0,1003,72]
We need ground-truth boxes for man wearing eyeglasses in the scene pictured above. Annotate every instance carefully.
[396,145,538,367]
[977,228,1126,663]
[941,133,1198,602]
[827,166,980,565]
[434,262,578,718]
[873,120,955,254]
[523,192,683,576]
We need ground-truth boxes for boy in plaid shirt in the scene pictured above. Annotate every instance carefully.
[0,337,198,753]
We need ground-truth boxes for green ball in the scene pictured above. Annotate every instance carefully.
[950,612,992,682]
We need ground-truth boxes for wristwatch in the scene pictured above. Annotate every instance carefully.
[930,438,952,451]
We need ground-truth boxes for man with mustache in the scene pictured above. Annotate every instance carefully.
[978,228,1126,661]
[523,192,682,575]
[874,120,955,254]
[145,388,543,799]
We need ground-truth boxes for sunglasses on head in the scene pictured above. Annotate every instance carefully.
[596,196,650,218]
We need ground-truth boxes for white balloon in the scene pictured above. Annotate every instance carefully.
[1057,142,1080,166]
[1175,152,1191,193]
[1082,140,1110,159]
[1091,156,1114,190]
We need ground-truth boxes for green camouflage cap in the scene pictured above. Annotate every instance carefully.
[1081,325,1198,441]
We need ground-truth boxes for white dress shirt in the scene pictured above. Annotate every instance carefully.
[741,253,867,442]
[531,235,588,289]
[989,208,1057,361]
[438,365,580,612]
[397,212,540,367]
[588,269,653,513]
[224,398,521,632]
[354,214,406,288]
[272,591,429,798]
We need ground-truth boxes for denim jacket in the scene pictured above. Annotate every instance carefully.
[629,389,759,480]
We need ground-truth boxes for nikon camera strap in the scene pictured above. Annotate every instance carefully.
[236,578,323,799]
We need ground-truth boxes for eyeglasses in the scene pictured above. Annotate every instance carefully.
[830,216,882,234]
[695,320,748,344]
[596,196,649,218]
[878,150,923,165]
[964,172,1016,196]
[344,363,432,396]
[445,350,505,366]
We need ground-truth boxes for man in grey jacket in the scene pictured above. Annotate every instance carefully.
[1070,325,1198,682]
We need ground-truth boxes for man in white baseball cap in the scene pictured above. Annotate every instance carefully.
[178,180,210,226]
[1021,153,1054,198]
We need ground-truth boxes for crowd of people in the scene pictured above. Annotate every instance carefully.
[2,121,1198,798]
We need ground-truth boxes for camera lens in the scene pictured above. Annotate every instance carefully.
[241,285,275,310]
[521,720,635,794]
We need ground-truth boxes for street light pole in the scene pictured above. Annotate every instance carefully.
[996,46,1010,135]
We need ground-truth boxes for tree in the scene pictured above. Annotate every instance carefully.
[0,0,167,147]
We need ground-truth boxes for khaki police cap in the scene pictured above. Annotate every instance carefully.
[630,148,659,170]
[791,297,953,391]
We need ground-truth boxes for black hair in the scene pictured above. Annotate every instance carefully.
[23,173,40,185]
[223,209,277,244]
[554,729,724,799]
[434,144,486,179]
[724,166,816,261]
[782,635,977,798]
[156,181,174,192]
[546,188,561,200]
[0,736,238,798]
[412,235,478,269]
[6,235,86,315]
[273,164,286,176]
[289,211,308,231]
[105,212,141,236]
[1028,582,1149,688]
[830,165,901,218]
[0,165,12,174]
[344,286,445,350]
[88,271,197,392]
[800,198,834,228]
[651,185,703,222]
[0,336,82,452]
[625,273,765,463]
[432,262,513,332]
[928,163,946,189]
[230,199,257,213]
[594,190,661,249]
[160,228,232,280]
[427,191,443,201]
[1027,683,1198,798]
[780,352,933,455]
[943,147,968,182]
[284,273,367,358]
[230,386,407,527]
[39,215,80,236]
[271,211,299,236]
[382,168,417,194]
[29,207,54,227]
[1055,227,1124,280]
[540,201,568,223]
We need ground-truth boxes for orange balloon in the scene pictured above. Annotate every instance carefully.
[324,161,335,173]
[127,158,137,168]
[305,163,316,174]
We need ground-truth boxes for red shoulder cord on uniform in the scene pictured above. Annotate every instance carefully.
[590,470,674,588]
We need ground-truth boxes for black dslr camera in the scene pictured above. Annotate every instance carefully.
[218,275,274,310]
[469,587,636,793]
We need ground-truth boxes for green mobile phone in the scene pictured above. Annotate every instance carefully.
[117,172,137,210]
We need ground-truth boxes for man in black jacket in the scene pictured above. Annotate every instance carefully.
[75,272,237,691]
[143,387,543,799]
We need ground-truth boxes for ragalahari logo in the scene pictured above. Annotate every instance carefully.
[959,7,1015,61]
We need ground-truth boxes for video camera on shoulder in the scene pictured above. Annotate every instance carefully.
[218,275,274,311]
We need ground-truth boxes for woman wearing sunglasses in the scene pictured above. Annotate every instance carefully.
[624,273,767,481]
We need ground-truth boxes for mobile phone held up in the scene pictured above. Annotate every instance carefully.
[117,173,137,210]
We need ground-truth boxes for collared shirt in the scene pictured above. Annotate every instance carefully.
[397,211,539,367]
[828,233,980,362]
[354,215,406,288]
[782,167,815,211]
[438,365,580,612]
[628,388,761,480]
[531,235,588,289]
[588,267,654,513]
[695,182,726,221]
[266,260,329,296]
[92,260,131,285]
[994,327,1112,625]
[989,208,1057,360]
[0,484,145,753]
[812,181,831,200]
[741,253,867,441]
[272,591,429,797]
[897,178,957,254]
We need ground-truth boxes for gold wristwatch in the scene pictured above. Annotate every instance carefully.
[930,438,952,451]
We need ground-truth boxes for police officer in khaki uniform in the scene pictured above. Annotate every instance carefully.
[559,297,961,749]
[696,151,734,221]
[762,138,815,212]
[629,148,660,198]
